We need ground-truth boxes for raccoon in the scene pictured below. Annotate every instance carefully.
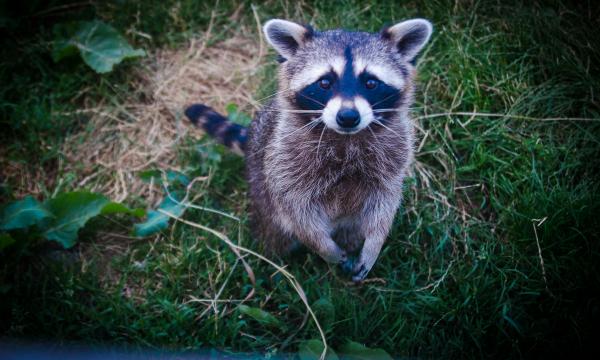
[185,18,432,281]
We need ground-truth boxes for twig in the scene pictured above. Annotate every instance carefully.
[532,217,554,296]
[415,260,455,293]
[279,309,311,352]
[159,171,256,309]
[158,209,329,360]
[415,111,599,122]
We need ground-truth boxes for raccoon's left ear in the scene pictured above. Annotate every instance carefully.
[382,19,433,62]
[263,19,314,61]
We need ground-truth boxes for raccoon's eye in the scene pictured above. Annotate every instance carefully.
[318,78,332,90]
[365,79,379,90]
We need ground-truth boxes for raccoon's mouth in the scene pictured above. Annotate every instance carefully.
[333,126,362,135]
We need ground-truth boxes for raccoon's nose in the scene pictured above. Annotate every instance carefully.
[336,108,360,129]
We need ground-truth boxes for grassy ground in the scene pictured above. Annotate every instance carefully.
[1,0,600,358]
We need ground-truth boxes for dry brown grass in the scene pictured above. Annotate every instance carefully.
[61,27,264,203]
[0,147,55,198]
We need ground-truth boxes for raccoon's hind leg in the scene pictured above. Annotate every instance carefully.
[249,211,300,257]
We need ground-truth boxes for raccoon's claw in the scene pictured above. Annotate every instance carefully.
[351,254,377,282]
[351,264,369,282]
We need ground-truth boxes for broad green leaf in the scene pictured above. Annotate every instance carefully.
[42,192,138,248]
[0,196,53,231]
[43,192,111,248]
[101,202,146,218]
[298,339,339,360]
[0,233,16,252]
[133,196,185,237]
[338,341,393,360]
[237,305,281,328]
[53,20,145,73]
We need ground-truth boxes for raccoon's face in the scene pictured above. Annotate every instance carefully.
[264,18,432,135]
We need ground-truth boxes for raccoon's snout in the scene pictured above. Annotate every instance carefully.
[321,96,373,134]
[336,108,360,129]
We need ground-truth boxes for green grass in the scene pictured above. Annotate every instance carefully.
[1,0,600,358]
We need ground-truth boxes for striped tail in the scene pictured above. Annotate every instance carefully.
[185,104,248,156]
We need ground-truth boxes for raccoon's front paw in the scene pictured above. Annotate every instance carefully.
[351,253,378,282]
[351,263,369,282]
[318,241,347,264]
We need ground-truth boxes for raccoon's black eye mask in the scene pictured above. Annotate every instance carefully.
[357,72,401,110]
[295,72,337,110]
[294,70,401,112]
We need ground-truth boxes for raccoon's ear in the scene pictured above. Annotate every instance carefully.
[263,19,313,60]
[382,19,432,62]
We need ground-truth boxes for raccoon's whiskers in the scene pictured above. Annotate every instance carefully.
[273,120,320,149]
[246,117,322,162]
[372,117,402,138]
[298,93,326,107]
[252,86,297,104]
[316,124,327,161]
[371,92,403,108]
[259,108,324,114]
[372,108,401,113]
[309,116,323,130]
[252,87,325,108]
[367,124,378,139]
[277,117,323,158]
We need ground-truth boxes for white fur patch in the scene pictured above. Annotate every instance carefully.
[353,58,404,89]
[290,57,346,91]
[322,96,342,130]
[365,64,404,89]
[353,58,368,76]
[290,63,329,91]
[330,57,346,76]
[353,96,375,131]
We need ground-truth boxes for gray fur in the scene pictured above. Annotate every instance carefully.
[185,19,432,281]
[244,19,432,281]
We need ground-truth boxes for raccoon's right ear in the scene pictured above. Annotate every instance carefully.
[382,19,433,63]
[263,19,313,61]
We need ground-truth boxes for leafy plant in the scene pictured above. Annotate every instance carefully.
[0,192,144,250]
[133,169,190,237]
[237,305,282,328]
[298,339,339,360]
[52,20,145,73]
[297,339,392,360]
[338,341,393,360]
[133,195,186,237]
[0,196,53,231]
[2,1,599,358]
[226,103,253,126]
